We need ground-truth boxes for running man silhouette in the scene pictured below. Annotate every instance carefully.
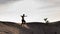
[44,18,49,24]
[21,14,29,28]
[21,14,26,24]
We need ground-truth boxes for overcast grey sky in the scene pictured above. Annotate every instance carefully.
[0,0,60,23]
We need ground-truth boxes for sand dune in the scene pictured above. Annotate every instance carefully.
[0,21,60,34]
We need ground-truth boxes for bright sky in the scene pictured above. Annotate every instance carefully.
[0,0,60,23]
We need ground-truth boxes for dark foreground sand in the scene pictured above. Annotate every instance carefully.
[0,21,60,34]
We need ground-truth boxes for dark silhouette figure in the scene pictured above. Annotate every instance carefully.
[21,14,26,24]
[55,32,57,34]
[44,18,49,24]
